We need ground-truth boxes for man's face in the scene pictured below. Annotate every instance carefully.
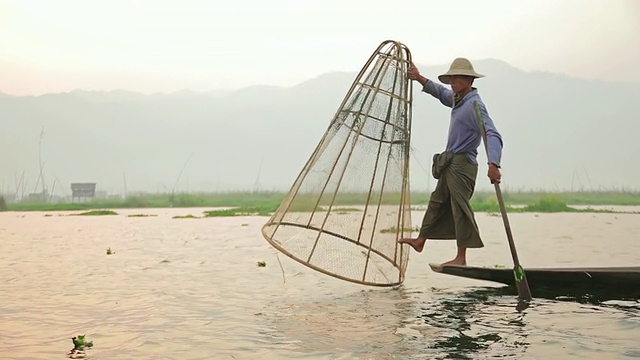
[449,75,473,94]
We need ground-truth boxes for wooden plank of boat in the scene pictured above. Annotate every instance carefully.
[428,263,640,293]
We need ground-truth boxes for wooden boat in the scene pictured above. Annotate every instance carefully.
[429,263,640,298]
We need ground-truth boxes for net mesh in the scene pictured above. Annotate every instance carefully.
[262,40,414,286]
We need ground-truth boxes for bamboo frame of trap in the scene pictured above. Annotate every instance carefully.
[262,40,415,287]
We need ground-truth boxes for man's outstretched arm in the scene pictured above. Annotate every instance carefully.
[408,62,453,108]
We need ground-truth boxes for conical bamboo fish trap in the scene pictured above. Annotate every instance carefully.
[262,40,413,286]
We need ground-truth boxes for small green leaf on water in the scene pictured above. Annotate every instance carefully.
[257,261,266,267]
[106,247,115,255]
[241,223,249,227]
[72,334,93,349]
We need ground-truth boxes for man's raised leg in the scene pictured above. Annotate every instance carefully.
[398,236,427,253]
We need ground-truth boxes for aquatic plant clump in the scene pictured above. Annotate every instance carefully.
[204,206,276,217]
[74,210,118,216]
[380,226,420,234]
[172,214,200,219]
[71,334,93,350]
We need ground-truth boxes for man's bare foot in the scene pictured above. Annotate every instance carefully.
[441,257,466,266]
[441,247,467,266]
[398,238,426,252]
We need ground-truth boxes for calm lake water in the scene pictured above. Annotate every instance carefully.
[1,208,639,359]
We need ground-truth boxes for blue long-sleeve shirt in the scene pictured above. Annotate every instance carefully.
[422,80,503,166]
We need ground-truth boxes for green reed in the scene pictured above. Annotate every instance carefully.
[4,189,639,214]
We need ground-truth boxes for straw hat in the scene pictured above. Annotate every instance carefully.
[438,58,485,84]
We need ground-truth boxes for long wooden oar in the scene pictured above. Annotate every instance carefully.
[474,101,532,301]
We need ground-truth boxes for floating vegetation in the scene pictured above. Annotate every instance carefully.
[471,197,503,213]
[257,261,266,267]
[106,247,114,255]
[334,207,362,213]
[487,264,507,269]
[73,210,118,216]
[3,190,639,213]
[470,196,623,214]
[44,214,53,217]
[335,207,363,215]
[241,223,249,227]
[380,225,420,234]
[71,334,93,350]
[172,214,200,219]
[523,197,575,212]
[204,206,276,217]
[127,214,157,217]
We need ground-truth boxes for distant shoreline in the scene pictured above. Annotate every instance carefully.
[2,190,639,214]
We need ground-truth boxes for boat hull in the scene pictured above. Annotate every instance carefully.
[429,263,640,297]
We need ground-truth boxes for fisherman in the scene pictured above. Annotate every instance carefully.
[399,58,503,266]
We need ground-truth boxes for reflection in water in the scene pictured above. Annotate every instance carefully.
[2,210,639,359]
[264,286,530,359]
[263,282,640,359]
[411,287,530,359]
[67,348,91,359]
[265,287,414,359]
[533,287,640,307]
[413,286,639,360]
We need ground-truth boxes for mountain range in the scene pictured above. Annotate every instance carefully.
[1,59,638,199]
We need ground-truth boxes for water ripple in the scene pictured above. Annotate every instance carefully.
[0,210,638,359]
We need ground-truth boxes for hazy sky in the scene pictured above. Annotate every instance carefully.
[2,0,639,96]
